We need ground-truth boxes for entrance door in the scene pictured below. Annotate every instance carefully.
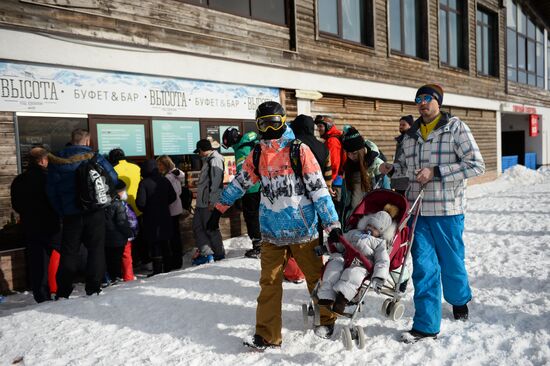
[88,116,151,164]
[501,130,525,165]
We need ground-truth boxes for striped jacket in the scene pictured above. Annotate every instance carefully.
[392,113,485,216]
[215,127,340,245]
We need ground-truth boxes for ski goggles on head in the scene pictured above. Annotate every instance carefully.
[256,114,287,132]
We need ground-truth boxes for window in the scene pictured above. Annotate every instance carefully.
[184,0,288,25]
[318,0,374,46]
[440,0,468,69]
[506,0,545,89]
[476,7,498,77]
[389,0,428,59]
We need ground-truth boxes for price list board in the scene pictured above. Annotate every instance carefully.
[152,120,200,155]
[97,123,146,156]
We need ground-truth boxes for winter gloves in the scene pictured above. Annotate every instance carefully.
[206,209,222,231]
[328,227,345,253]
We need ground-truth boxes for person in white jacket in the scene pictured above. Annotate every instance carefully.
[318,210,392,315]
[157,155,185,270]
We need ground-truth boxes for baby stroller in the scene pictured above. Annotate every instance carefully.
[302,187,424,350]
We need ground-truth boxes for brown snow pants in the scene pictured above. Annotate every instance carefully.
[255,239,337,345]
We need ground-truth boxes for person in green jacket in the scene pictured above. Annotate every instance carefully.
[222,128,262,258]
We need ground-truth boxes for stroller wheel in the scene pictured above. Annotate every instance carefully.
[313,304,321,326]
[389,301,405,321]
[341,327,353,351]
[354,326,366,349]
[302,303,310,330]
[381,299,392,317]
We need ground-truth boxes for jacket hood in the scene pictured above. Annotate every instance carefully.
[291,114,316,136]
[323,125,342,139]
[141,159,159,177]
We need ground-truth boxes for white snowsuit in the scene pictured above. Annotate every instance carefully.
[318,229,390,301]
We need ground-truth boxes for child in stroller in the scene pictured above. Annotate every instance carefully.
[317,210,393,315]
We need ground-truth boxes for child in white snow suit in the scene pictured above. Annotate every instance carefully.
[318,210,392,315]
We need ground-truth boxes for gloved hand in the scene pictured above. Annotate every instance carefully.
[328,228,343,244]
[206,209,222,231]
[371,277,385,293]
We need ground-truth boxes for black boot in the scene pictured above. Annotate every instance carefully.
[400,329,438,343]
[453,304,469,321]
[314,323,335,339]
[332,292,348,315]
[147,257,163,278]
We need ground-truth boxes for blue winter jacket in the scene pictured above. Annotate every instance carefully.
[47,145,118,217]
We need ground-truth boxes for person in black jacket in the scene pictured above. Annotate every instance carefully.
[136,159,177,276]
[104,180,133,282]
[290,114,332,244]
[11,147,61,303]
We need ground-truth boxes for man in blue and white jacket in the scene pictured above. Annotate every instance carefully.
[380,84,485,343]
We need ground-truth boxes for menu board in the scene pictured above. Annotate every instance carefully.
[97,123,146,156]
[152,120,200,155]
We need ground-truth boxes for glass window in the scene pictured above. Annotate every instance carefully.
[390,0,401,51]
[319,0,338,34]
[251,0,286,25]
[318,0,373,46]
[507,29,516,68]
[440,0,467,68]
[506,0,516,29]
[390,0,426,59]
[186,0,287,25]
[526,19,535,39]
[527,40,535,72]
[477,7,497,76]
[209,0,249,17]
[342,0,365,43]
[17,117,88,169]
[518,7,526,35]
[440,9,448,63]
[517,35,526,69]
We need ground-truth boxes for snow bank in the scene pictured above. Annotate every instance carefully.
[467,165,548,199]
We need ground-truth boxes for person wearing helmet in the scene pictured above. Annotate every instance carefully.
[207,101,341,349]
[222,127,262,258]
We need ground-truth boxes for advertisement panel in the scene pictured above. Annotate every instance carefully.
[0,61,279,118]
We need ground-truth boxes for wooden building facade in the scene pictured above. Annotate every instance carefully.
[0,0,548,290]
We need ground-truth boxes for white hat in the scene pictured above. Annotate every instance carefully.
[365,211,392,233]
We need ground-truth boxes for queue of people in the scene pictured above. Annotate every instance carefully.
[9,82,484,348]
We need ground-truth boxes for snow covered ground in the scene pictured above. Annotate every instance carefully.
[1,165,549,365]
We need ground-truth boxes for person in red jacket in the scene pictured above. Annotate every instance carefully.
[314,115,345,181]
[314,115,344,211]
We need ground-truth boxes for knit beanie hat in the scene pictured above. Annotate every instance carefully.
[341,126,364,152]
[416,84,444,106]
[365,211,392,233]
[400,115,414,126]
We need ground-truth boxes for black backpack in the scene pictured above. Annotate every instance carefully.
[75,153,114,212]
[252,139,307,197]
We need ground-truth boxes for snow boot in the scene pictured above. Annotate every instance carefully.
[243,334,280,351]
[192,254,214,266]
[314,324,335,339]
[332,292,348,315]
[244,246,261,259]
[147,257,164,277]
[453,304,469,321]
[400,329,438,344]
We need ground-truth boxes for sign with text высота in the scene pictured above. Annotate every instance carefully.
[97,123,146,156]
[152,120,200,155]
[0,61,279,118]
